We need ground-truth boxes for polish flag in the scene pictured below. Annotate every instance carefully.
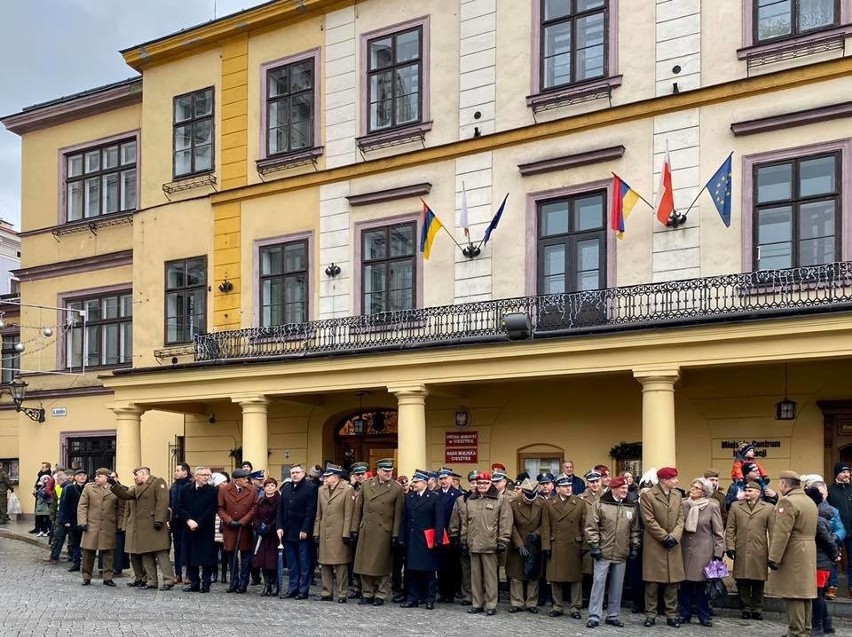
[655,143,675,226]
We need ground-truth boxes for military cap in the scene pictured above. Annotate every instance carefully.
[376,458,394,471]
[411,469,429,482]
[132,466,150,474]
[519,477,539,492]
[609,476,627,489]
[656,467,678,480]
[323,463,344,477]
[594,465,610,476]
[73,468,88,476]
[745,481,763,490]
[584,470,602,481]
[437,466,460,478]
[703,469,720,478]
[350,462,368,475]
[427,470,438,480]
[491,462,507,472]
[475,471,492,482]
[95,468,111,476]
[553,474,573,487]
[778,470,800,480]
[249,470,265,481]
[536,472,555,484]
[232,468,251,479]
[467,470,478,482]
[491,470,508,482]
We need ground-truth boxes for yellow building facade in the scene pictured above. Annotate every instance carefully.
[3,0,852,510]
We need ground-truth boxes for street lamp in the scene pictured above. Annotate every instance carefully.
[7,378,45,423]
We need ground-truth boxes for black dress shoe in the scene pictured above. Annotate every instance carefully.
[349,590,362,599]
[126,581,143,587]
[373,598,384,606]
[679,617,691,624]
[392,594,406,603]
[200,585,210,593]
[741,611,751,619]
[315,595,333,601]
[570,611,582,619]
[699,620,713,627]
[586,620,600,628]
[296,592,309,600]
[549,610,563,617]
[527,607,539,614]
[426,602,435,610]
[468,607,483,614]
[486,609,496,616]
[509,606,523,613]
[643,617,656,627]
[337,597,347,603]
[605,618,624,627]
[81,580,91,586]
[159,584,174,591]
[400,601,418,608]
[286,590,299,598]
[358,597,374,605]
[140,584,158,590]
[67,565,80,572]
[102,580,116,587]
[752,612,763,620]
[666,618,680,628]
[182,585,199,592]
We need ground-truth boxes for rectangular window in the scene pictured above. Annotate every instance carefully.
[541,0,608,90]
[754,0,839,42]
[65,292,132,368]
[266,59,314,156]
[367,27,423,132]
[753,152,840,270]
[259,239,309,326]
[1,333,20,383]
[173,88,214,178]
[536,190,607,294]
[65,139,137,221]
[165,257,207,345]
[361,222,416,314]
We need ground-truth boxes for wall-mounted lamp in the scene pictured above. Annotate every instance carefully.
[218,279,234,293]
[325,263,342,277]
[775,363,797,421]
[5,378,45,423]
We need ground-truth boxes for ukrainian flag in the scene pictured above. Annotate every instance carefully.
[610,174,641,240]
[419,202,444,260]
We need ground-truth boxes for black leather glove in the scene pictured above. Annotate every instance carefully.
[629,548,639,561]
[350,531,359,543]
[449,535,460,547]
[662,535,677,550]
[78,524,88,532]
[460,542,469,556]
[495,543,506,554]
[590,546,603,561]
[526,533,539,545]
[154,521,163,531]
[726,550,736,560]
[519,546,530,558]
[229,520,240,529]
[342,536,352,545]
[768,560,780,571]
[543,549,551,559]
[314,536,320,545]
[390,536,399,547]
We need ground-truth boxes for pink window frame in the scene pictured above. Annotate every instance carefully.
[57,130,141,225]
[741,0,851,48]
[359,16,431,137]
[354,213,424,314]
[258,49,322,160]
[524,179,617,296]
[740,137,852,272]
[530,0,619,96]
[252,231,315,326]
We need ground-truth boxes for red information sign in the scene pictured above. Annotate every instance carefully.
[445,431,478,463]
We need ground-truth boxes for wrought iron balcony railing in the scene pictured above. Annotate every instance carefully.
[194,262,852,363]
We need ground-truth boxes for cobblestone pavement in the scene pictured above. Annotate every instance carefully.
[1,536,849,636]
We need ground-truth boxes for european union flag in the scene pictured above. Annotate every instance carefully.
[705,153,733,227]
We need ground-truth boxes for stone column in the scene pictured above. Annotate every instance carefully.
[389,385,428,477]
[113,405,144,480]
[633,369,680,470]
[235,396,270,470]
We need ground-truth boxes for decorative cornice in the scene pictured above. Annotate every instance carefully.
[346,182,432,206]
[518,145,625,176]
[731,100,852,136]
[12,249,133,282]
[1,78,142,135]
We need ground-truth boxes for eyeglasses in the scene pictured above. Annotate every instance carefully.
[196,473,211,478]
[476,480,491,485]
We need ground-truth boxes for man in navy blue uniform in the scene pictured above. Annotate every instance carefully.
[277,463,318,599]
[177,466,218,593]
[435,466,462,603]
[400,469,445,609]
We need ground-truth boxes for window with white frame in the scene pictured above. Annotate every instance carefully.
[65,139,137,221]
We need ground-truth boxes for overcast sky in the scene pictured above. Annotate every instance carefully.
[0,0,270,230]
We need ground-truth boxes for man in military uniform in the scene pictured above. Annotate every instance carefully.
[111,467,174,590]
[704,469,728,525]
[218,468,257,593]
[541,474,586,619]
[351,458,403,606]
[580,469,604,504]
[639,466,685,628]
[347,461,368,598]
[77,467,120,587]
[434,466,462,603]
[507,477,544,613]
[314,463,355,603]
[0,466,13,524]
[767,470,818,637]
[537,472,555,500]
[725,480,774,620]
[449,469,477,606]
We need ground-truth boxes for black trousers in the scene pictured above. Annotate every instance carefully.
[406,569,436,605]
[436,545,461,600]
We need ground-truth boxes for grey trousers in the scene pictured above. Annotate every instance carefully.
[588,559,626,621]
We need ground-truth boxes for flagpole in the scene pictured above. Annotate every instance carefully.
[682,184,708,218]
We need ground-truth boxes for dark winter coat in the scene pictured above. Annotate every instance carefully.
[401,488,444,571]
[827,481,852,531]
[252,493,280,570]
[178,482,218,567]
[277,478,318,542]
[815,501,839,572]
[169,476,191,523]
[436,486,462,530]
[58,482,84,528]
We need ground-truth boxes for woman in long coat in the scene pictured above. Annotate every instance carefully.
[252,478,281,597]
[678,478,724,627]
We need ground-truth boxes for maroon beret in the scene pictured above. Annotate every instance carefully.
[609,476,627,489]
[656,467,678,480]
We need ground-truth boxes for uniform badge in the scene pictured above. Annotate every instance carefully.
[777,507,784,514]
[626,511,633,520]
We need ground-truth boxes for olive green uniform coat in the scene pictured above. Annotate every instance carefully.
[767,487,817,599]
[725,499,774,581]
[541,494,586,582]
[314,481,355,565]
[506,496,543,580]
[352,476,403,576]
[639,484,685,583]
[77,483,119,551]
[111,476,171,554]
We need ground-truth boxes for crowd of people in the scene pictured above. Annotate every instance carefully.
[5,441,851,637]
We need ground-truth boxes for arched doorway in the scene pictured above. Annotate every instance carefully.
[335,409,399,470]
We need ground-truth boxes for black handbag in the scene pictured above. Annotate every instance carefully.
[523,546,542,579]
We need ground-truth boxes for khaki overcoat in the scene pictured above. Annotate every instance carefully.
[461,487,512,553]
[352,476,403,576]
[767,487,818,599]
[111,476,170,554]
[541,494,586,582]
[725,499,774,581]
[506,495,543,580]
[585,491,641,563]
[217,483,257,551]
[314,480,355,565]
[77,483,119,551]
[640,484,685,583]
